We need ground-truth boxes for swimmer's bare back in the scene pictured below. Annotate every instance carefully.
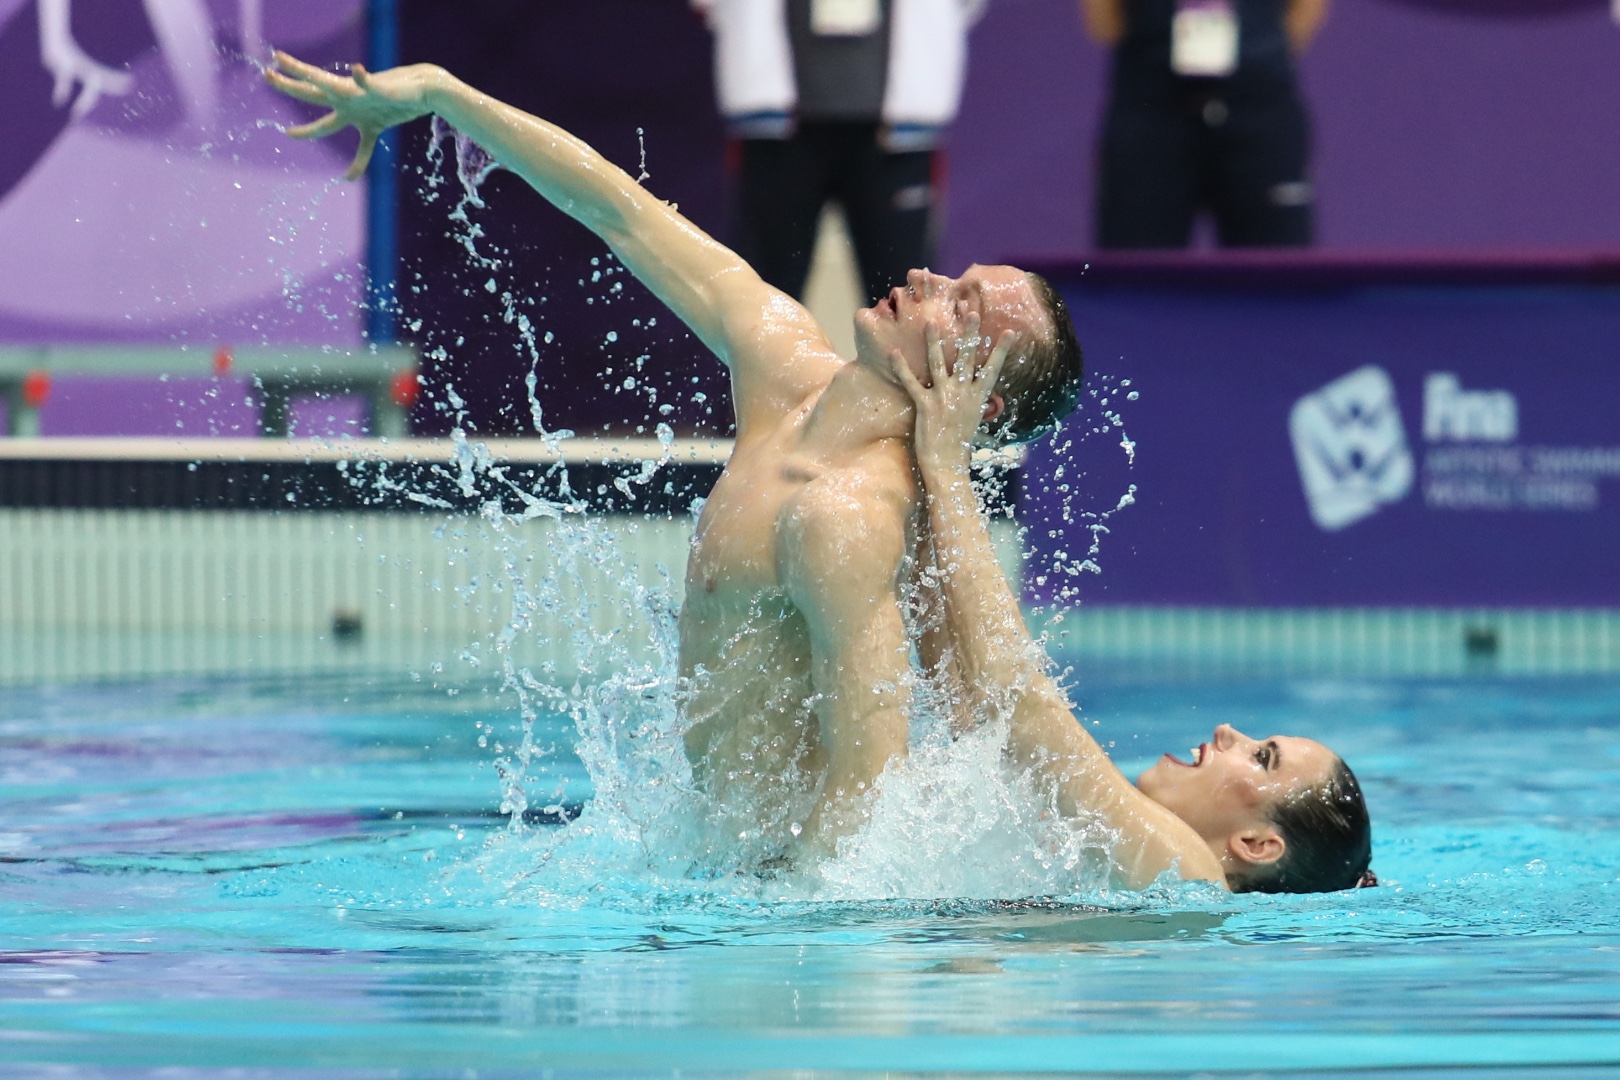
[266,53,932,863]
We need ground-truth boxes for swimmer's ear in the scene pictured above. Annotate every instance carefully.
[1226,827,1285,868]
[981,393,1004,425]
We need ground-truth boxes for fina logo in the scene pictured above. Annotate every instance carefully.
[1290,367,1520,531]
[1290,366,1415,532]
[1423,373,1517,443]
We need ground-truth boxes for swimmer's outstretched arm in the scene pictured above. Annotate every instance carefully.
[265,53,788,377]
[891,323,1227,889]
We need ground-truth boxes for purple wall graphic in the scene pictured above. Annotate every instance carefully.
[38,374,255,436]
[1022,255,1620,608]
[0,0,366,347]
[943,0,1620,267]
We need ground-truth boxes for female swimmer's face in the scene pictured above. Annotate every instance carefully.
[1137,723,1337,843]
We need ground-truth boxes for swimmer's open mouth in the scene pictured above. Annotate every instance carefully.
[1164,743,1209,767]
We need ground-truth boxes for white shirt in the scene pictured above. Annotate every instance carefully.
[693,0,989,131]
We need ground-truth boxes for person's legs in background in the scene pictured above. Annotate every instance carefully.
[830,122,936,304]
[1096,100,1201,249]
[733,131,834,298]
[1208,94,1313,247]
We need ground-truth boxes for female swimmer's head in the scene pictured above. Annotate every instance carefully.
[1136,723,1372,893]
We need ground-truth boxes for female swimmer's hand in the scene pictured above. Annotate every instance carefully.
[889,314,1017,486]
[265,51,445,181]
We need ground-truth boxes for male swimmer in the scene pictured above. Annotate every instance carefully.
[267,55,1371,892]
[894,318,1373,893]
[265,54,1083,863]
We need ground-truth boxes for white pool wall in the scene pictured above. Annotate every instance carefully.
[2,504,1614,685]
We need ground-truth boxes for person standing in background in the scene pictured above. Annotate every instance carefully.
[695,0,986,303]
[1085,0,1327,249]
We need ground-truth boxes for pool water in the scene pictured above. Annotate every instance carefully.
[3,671,1619,1075]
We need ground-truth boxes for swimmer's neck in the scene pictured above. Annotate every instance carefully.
[795,355,915,458]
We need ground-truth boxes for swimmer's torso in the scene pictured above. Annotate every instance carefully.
[679,391,917,855]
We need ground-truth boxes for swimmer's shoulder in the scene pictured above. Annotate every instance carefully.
[727,307,846,433]
[1111,797,1229,890]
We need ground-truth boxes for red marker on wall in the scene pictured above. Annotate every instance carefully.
[21,370,50,409]
[390,369,422,410]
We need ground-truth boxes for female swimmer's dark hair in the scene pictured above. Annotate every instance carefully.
[985,272,1083,445]
[1235,756,1373,895]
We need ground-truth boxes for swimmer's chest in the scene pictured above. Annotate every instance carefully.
[687,441,906,607]
[686,450,818,604]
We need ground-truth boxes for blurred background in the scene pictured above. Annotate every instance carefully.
[1,0,1617,683]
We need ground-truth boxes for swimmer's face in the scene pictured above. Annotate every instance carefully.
[854,264,1050,388]
[1137,723,1337,848]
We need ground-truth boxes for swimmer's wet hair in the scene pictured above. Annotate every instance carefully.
[1238,756,1373,894]
[986,273,1084,445]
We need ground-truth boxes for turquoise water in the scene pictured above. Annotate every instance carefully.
[3,671,1619,1075]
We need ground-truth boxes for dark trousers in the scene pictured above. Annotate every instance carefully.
[1096,88,1313,249]
[734,122,937,304]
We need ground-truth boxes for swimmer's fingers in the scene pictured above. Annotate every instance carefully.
[271,51,356,98]
[979,330,1017,392]
[955,313,983,384]
[889,349,928,408]
[924,321,949,387]
[264,66,332,107]
[285,111,344,141]
[344,128,380,182]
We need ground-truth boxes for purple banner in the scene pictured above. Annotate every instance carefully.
[0,0,365,346]
[1023,255,1620,607]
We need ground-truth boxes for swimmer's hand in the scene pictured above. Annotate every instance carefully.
[265,51,445,181]
[890,316,1017,484]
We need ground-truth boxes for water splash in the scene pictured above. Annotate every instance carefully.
[429,117,500,215]
[1023,372,1141,613]
[369,137,1163,911]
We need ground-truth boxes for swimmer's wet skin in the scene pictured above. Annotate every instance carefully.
[265,54,1367,892]
[893,320,1372,893]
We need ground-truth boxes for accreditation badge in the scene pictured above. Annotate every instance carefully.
[811,0,882,36]
[1171,0,1240,77]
